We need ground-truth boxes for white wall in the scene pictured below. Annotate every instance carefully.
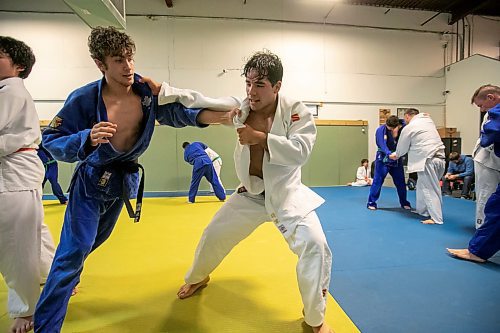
[444,55,500,154]
[0,9,452,161]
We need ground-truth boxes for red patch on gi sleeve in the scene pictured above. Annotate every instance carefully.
[291,114,300,122]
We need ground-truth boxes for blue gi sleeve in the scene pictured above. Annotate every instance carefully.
[42,89,96,163]
[480,105,500,155]
[156,102,207,128]
[375,126,392,156]
[458,157,474,178]
[447,161,456,174]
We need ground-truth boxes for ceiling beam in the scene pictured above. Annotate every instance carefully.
[165,0,173,8]
[449,0,489,24]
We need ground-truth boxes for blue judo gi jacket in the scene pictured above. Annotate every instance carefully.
[43,74,205,205]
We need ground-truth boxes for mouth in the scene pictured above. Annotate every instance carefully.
[124,74,134,79]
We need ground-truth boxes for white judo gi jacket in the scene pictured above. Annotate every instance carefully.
[157,83,324,237]
[395,113,445,172]
[234,95,325,237]
[473,115,500,171]
[0,77,44,192]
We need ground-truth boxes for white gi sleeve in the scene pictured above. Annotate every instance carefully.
[267,101,316,167]
[395,126,412,158]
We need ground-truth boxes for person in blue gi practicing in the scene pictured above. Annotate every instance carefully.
[37,143,68,204]
[182,141,226,203]
[367,115,412,210]
[447,88,500,262]
[33,26,234,332]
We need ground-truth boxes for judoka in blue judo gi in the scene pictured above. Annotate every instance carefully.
[470,85,500,229]
[182,141,226,203]
[367,115,411,210]
[33,26,233,332]
[447,88,500,262]
[37,143,68,204]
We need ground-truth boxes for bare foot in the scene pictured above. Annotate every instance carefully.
[446,248,486,263]
[312,322,334,333]
[367,206,376,210]
[403,205,411,210]
[421,219,443,224]
[177,276,210,299]
[10,316,33,333]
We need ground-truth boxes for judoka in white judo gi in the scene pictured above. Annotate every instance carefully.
[470,85,500,229]
[159,51,333,333]
[0,36,55,333]
[390,108,446,225]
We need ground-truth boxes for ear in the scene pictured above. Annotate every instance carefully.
[94,58,106,72]
[14,64,25,76]
[273,81,282,93]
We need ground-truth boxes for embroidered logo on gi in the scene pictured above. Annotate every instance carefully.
[142,96,152,107]
[49,116,63,128]
[291,114,300,122]
[277,224,287,234]
[98,171,112,187]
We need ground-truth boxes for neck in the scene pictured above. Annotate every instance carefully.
[103,77,133,97]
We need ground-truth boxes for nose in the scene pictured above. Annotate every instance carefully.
[124,58,133,69]
[247,84,256,96]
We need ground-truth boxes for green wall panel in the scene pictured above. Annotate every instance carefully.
[42,124,367,194]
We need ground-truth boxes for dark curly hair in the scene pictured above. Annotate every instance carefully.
[88,26,135,63]
[0,36,36,79]
[243,50,283,86]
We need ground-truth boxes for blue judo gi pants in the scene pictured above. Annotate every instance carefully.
[189,164,226,203]
[368,159,411,209]
[34,177,124,332]
[43,163,67,204]
[469,183,500,260]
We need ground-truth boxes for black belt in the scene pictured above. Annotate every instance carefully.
[115,161,145,223]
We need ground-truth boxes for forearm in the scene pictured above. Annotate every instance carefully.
[197,109,233,125]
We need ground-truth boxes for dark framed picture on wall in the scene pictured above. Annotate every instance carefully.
[305,103,319,117]
[397,108,412,119]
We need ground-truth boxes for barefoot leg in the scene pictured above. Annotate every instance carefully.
[10,316,34,333]
[446,248,486,263]
[177,276,210,299]
[421,219,436,224]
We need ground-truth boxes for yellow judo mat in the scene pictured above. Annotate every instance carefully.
[1,197,359,333]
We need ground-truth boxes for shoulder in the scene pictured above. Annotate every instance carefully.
[0,77,30,100]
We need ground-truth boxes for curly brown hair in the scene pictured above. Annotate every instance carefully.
[88,26,135,63]
[0,36,36,79]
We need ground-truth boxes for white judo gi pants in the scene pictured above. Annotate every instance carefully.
[415,157,445,224]
[0,189,55,318]
[474,161,500,229]
[185,191,332,327]
[208,159,224,193]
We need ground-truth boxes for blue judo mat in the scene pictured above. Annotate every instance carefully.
[315,186,500,333]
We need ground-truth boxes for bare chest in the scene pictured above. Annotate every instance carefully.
[103,95,143,152]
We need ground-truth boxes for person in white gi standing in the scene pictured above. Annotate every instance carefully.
[204,145,224,193]
[390,108,446,224]
[0,36,55,333]
[175,51,333,333]
[470,84,500,229]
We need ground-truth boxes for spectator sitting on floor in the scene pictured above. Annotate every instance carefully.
[348,159,373,187]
